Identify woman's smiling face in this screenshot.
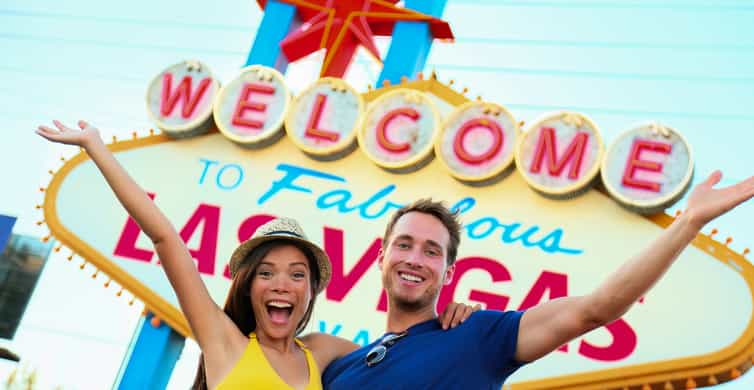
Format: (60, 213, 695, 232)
(250, 244, 313, 340)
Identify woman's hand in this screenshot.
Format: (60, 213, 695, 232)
(36, 120, 102, 149)
(439, 301, 482, 330)
(37, 118, 233, 355)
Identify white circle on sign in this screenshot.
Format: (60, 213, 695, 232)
(358, 89, 440, 172)
(515, 111, 604, 197)
(213, 65, 290, 147)
(436, 101, 519, 183)
(146, 60, 220, 138)
(285, 77, 363, 159)
(601, 123, 694, 214)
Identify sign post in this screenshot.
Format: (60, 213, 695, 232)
(115, 313, 186, 390)
(0, 215, 17, 253)
(245, 0, 298, 70)
(378, 0, 449, 85)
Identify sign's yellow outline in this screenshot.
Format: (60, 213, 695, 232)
(43, 77, 754, 389)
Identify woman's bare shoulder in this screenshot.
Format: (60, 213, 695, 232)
(301, 332, 360, 369)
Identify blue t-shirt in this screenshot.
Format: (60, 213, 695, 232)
(322, 310, 525, 390)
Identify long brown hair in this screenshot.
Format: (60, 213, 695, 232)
(191, 239, 321, 389)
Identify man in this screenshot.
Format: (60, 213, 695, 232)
(322, 171, 754, 389)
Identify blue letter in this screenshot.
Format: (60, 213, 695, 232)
(466, 217, 499, 239)
(352, 329, 371, 347)
(216, 164, 244, 190)
(540, 229, 583, 255)
(317, 190, 357, 213)
(258, 164, 345, 205)
(357, 185, 403, 219)
(198, 158, 219, 185)
(318, 320, 343, 336)
(450, 197, 475, 214)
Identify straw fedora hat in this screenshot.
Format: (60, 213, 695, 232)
(228, 217, 332, 293)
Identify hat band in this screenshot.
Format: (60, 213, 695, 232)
(264, 230, 304, 239)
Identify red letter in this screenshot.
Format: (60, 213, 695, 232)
(530, 127, 589, 179)
(453, 118, 504, 164)
(437, 256, 512, 313)
(324, 227, 382, 301)
(305, 94, 339, 142)
(222, 214, 278, 279)
(179, 203, 220, 275)
(376, 108, 420, 153)
(231, 83, 276, 129)
(578, 318, 637, 361)
(114, 192, 156, 262)
(160, 74, 212, 118)
(517, 270, 569, 352)
(237, 214, 277, 242)
(517, 271, 568, 311)
(622, 139, 672, 192)
(377, 291, 388, 312)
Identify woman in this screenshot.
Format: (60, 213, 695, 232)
(36, 120, 477, 390)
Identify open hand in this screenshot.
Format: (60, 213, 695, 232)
(439, 301, 482, 330)
(36, 120, 101, 148)
(685, 170, 754, 229)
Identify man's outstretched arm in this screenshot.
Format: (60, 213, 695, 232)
(514, 170, 754, 363)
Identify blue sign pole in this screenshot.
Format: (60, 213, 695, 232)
(0, 214, 17, 253)
(377, 0, 449, 86)
(245, 0, 299, 71)
(115, 312, 186, 389)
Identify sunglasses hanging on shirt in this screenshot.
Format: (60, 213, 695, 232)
(365, 331, 408, 367)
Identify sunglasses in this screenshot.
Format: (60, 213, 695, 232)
(365, 331, 408, 367)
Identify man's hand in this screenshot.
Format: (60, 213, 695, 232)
(514, 170, 754, 364)
(685, 171, 754, 230)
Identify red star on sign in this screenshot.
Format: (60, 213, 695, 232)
(256, 0, 454, 77)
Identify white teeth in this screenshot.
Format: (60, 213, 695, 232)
(267, 301, 292, 308)
(399, 272, 424, 283)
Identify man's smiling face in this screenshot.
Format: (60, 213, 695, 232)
(379, 211, 455, 312)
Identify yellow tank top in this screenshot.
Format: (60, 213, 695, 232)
(215, 333, 322, 390)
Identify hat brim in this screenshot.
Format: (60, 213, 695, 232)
(229, 234, 332, 294)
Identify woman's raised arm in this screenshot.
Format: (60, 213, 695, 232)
(36, 120, 238, 351)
